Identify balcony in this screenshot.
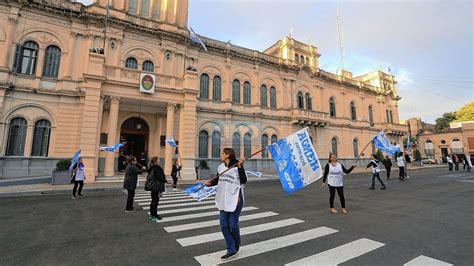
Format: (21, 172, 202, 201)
(385, 123, 408, 136)
(104, 65, 183, 88)
(290, 109, 330, 127)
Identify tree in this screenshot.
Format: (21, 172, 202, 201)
(434, 112, 456, 131)
(454, 101, 474, 122)
(413, 149, 422, 161)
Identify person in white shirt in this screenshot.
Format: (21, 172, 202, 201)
(366, 154, 386, 190)
(446, 155, 453, 171)
(71, 157, 85, 199)
(396, 152, 406, 181)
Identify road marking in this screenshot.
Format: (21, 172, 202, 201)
(177, 218, 304, 247)
(285, 238, 384, 266)
(160, 198, 214, 204)
(194, 227, 338, 265)
(142, 200, 216, 210)
(134, 195, 192, 200)
(404, 255, 453, 266)
(164, 211, 277, 232)
(156, 207, 258, 223)
(138, 198, 213, 206)
(159, 205, 217, 215)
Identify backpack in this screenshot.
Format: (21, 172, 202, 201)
(144, 167, 157, 191)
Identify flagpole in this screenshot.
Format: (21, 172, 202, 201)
(102, 0, 109, 63)
(355, 140, 372, 164)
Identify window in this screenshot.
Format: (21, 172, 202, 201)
(350, 102, 357, 120)
(329, 97, 336, 117)
(297, 92, 304, 109)
(368, 105, 374, 125)
(260, 85, 267, 108)
(300, 55, 305, 64)
(270, 86, 277, 109)
(389, 111, 393, 124)
(331, 137, 338, 157)
(128, 0, 137, 15)
(232, 133, 241, 158)
(199, 74, 209, 99)
(212, 76, 221, 101)
(261, 134, 269, 158)
(6, 118, 27, 156)
(271, 134, 278, 144)
(125, 57, 137, 69)
(31, 120, 51, 157)
(305, 93, 312, 110)
(243, 81, 251, 104)
(141, 0, 150, 17)
(211, 132, 221, 158)
(441, 140, 446, 144)
(142, 60, 154, 72)
(386, 110, 393, 123)
(295, 53, 299, 63)
(244, 133, 251, 158)
(353, 139, 358, 158)
(13, 41, 39, 75)
(232, 79, 240, 104)
(42, 45, 61, 78)
(198, 130, 208, 158)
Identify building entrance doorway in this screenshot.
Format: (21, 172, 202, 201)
(119, 117, 149, 171)
(441, 147, 448, 163)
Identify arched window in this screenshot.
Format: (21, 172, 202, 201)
(243, 81, 251, 104)
(128, 0, 137, 15)
(295, 53, 299, 63)
(141, 0, 150, 17)
(271, 134, 278, 144)
(212, 76, 222, 101)
(261, 134, 269, 158)
(350, 101, 357, 120)
(31, 120, 51, 157)
(329, 97, 336, 117)
(232, 79, 240, 104)
(6, 117, 27, 156)
(389, 110, 393, 124)
(13, 41, 39, 75)
(199, 74, 209, 99)
(305, 93, 312, 110)
(368, 105, 374, 125)
(331, 137, 338, 157)
(198, 130, 208, 158)
(300, 55, 305, 64)
(232, 132, 241, 158)
(297, 92, 304, 109)
(42, 45, 61, 78)
(142, 60, 154, 72)
(270, 86, 277, 109)
(260, 85, 267, 108)
(211, 131, 221, 158)
(353, 139, 358, 158)
(306, 57, 310, 65)
(244, 133, 252, 157)
(125, 57, 138, 69)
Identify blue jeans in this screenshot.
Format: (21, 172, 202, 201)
(219, 194, 243, 254)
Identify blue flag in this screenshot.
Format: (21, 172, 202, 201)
(372, 131, 401, 156)
(268, 128, 323, 194)
(68, 149, 81, 171)
(98, 143, 123, 152)
(406, 132, 411, 152)
(184, 183, 217, 201)
(189, 27, 208, 52)
(166, 136, 177, 147)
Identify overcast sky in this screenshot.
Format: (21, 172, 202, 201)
(78, 0, 473, 123)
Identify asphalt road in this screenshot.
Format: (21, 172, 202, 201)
(1, 167, 473, 265)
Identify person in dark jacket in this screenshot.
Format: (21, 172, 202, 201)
(146, 156, 168, 220)
(367, 154, 386, 190)
(123, 156, 145, 212)
(382, 155, 393, 180)
(171, 160, 182, 191)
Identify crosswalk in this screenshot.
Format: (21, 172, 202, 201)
(129, 190, 453, 265)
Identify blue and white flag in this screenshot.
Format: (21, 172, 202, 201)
(268, 128, 323, 194)
(98, 143, 123, 152)
(184, 183, 217, 201)
(372, 131, 401, 156)
(68, 149, 81, 171)
(189, 27, 208, 52)
(406, 132, 411, 152)
(246, 171, 262, 178)
(166, 136, 177, 148)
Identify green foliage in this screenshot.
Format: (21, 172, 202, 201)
(454, 102, 474, 122)
(56, 160, 71, 171)
(199, 160, 208, 168)
(435, 112, 456, 131)
(375, 149, 385, 161)
(413, 150, 422, 161)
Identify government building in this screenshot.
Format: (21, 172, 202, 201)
(0, 0, 407, 181)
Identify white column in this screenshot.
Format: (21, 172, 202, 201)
(104, 96, 120, 176)
(164, 103, 176, 176)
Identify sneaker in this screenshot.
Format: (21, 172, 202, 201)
(125, 209, 135, 213)
(153, 215, 162, 220)
(330, 208, 338, 214)
(173, 188, 178, 191)
(221, 252, 237, 260)
(341, 208, 348, 214)
(72, 196, 77, 199)
(78, 194, 84, 197)
(381, 187, 386, 190)
(369, 187, 375, 190)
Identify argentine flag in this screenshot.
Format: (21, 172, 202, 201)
(68, 149, 81, 171)
(189, 27, 208, 52)
(184, 183, 217, 201)
(166, 136, 177, 147)
(98, 143, 123, 152)
(372, 131, 401, 156)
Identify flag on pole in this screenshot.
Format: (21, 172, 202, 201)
(268, 128, 323, 194)
(246, 171, 262, 178)
(189, 27, 208, 52)
(68, 149, 81, 171)
(106, 0, 110, 18)
(166, 136, 177, 147)
(183, 183, 217, 201)
(406, 132, 411, 152)
(372, 131, 401, 156)
(98, 143, 123, 152)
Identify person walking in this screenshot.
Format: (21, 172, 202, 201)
(321, 153, 356, 214)
(382, 155, 392, 180)
(463, 154, 472, 172)
(453, 154, 460, 171)
(123, 156, 145, 212)
(205, 148, 247, 260)
(171, 160, 182, 191)
(71, 157, 85, 199)
(396, 152, 406, 181)
(145, 156, 167, 220)
(367, 154, 386, 190)
(447, 155, 453, 171)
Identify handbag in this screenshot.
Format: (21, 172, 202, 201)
(144, 168, 157, 191)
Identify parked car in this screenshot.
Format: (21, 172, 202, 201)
(421, 158, 437, 164)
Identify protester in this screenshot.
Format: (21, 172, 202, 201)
(463, 154, 472, 172)
(396, 152, 406, 181)
(139, 151, 148, 168)
(171, 160, 182, 191)
(382, 155, 392, 180)
(205, 148, 247, 260)
(71, 157, 85, 199)
(453, 154, 459, 171)
(367, 154, 386, 190)
(123, 156, 145, 212)
(447, 155, 453, 171)
(321, 153, 356, 214)
(145, 156, 167, 220)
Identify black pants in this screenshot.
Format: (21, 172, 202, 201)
(455, 163, 459, 171)
(399, 167, 405, 179)
(371, 172, 386, 188)
(385, 167, 391, 179)
(172, 176, 178, 188)
(150, 191, 160, 217)
(328, 185, 345, 208)
(448, 163, 453, 171)
(126, 189, 135, 211)
(72, 181, 84, 196)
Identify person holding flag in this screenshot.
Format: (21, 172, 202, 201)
(396, 152, 407, 181)
(71, 157, 86, 199)
(367, 154, 386, 190)
(123, 156, 146, 212)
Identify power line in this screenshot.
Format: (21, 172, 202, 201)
(397, 77, 469, 104)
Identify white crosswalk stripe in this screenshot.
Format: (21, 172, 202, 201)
(177, 218, 304, 247)
(159, 204, 217, 215)
(156, 206, 258, 223)
(285, 238, 385, 266)
(134, 195, 193, 201)
(142, 200, 216, 210)
(137, 198, 213, 206)
(403, 255, 453, 266)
